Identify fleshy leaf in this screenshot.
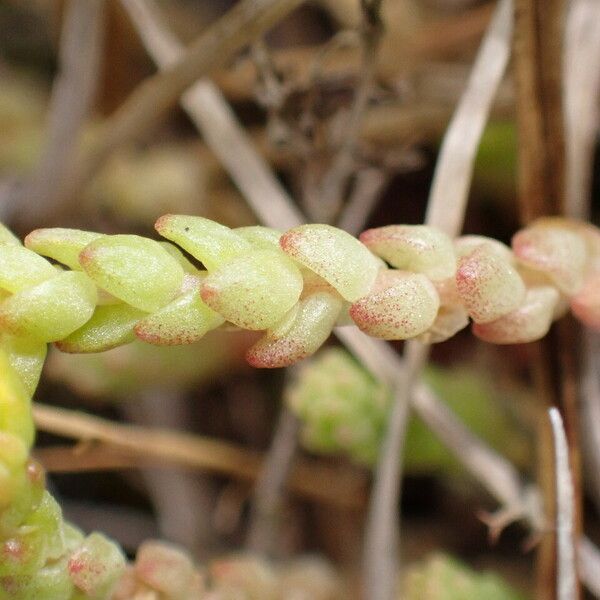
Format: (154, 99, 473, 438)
(24, 228, 104, 271)
(417, 305, 469, 344)
(456, 244, 526, 323)
(280, 224, 381, 302)
(512, 220, 587, 295)
(454, 235, 515, 263)
(135, 276, 225, 345)
(570, 273, 600, 330)
(56, 304, 147, 353)
(235, 225, 282, 250)
(247, 291, 342, 367)
(0, 223, 21, 245)
(360, 224, 456, 280)
(155, 214, 251, 271)
(134, 541, 196, 598)
(1, 334, 47, 396)
(201, 249, 303, 330)
(79, 234, 184, 312)
(0, 271, 97, 342)
(68, 533, 125, 597)
(0, 244, 57, 293)
(158, 241, 199, 274)
(473, 286, 559, 344)
(0, 348, 34, 448)
(349, 271, 440, 339)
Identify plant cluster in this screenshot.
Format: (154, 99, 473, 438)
(1, 214, 599, 598)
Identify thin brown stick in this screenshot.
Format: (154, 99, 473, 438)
(246, 405, 301, 555)
(513, 1, 580, 596)
(32, 403, 366, 509)
(362, 341, 429, 600)
(12, 0, 104, 227)
(564, 0, 600, 218)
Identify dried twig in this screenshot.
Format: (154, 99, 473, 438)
(425, 0, 513, 235)
(336, 167, 388, 235)
(32, 403, 366, 509)
(549, 408, 578, 599)
(513, 1, 581, 596)
(10, 0, 104, 227)
(246, 405, 301, 556)
(309, 0, 384, 222)
(564, 0, 600, 219)
(580, 331, 600, 512)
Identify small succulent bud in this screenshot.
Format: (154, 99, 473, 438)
(134, 540, 198, 598)
(349, 271, 440, 340)
(247, 291, 342, 368)
(456, 244, 526, 323)
(360, 224, 456, 281)
(0, 244, 57, 293)
(67, 533, 126, 597)
(472, 286, 560, 344)
(56, 303, 147, 353)
(24, 228, 104, 271)
(512, 220, 587, 295)
(79, 235, 184, 312)
(200, 249, 303, 330)
(0, 271, 97, 342)
(155, 214, 251, 271)
(280, 224, 382, 302)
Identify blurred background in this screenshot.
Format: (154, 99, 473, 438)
(0, 0, 599, 597)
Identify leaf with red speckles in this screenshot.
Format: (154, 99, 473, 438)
(472, 286, 559, 344)
(68, 533, 125, 597)
(135, 276, 224, 345)
(456, 244, 525, 324)
(155, 214, 251, 271)
(512, 220, 587, 295)
(280, 224, 382, 302)
(360, 225, 456, 281)
(24, 228, 104, 271)
(571, 274, 600, 330)
(200, 249, 303, 330)
(134, 541, 197, 598)
(247, 291, 342, 367)
(349, 271, 439, 340)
